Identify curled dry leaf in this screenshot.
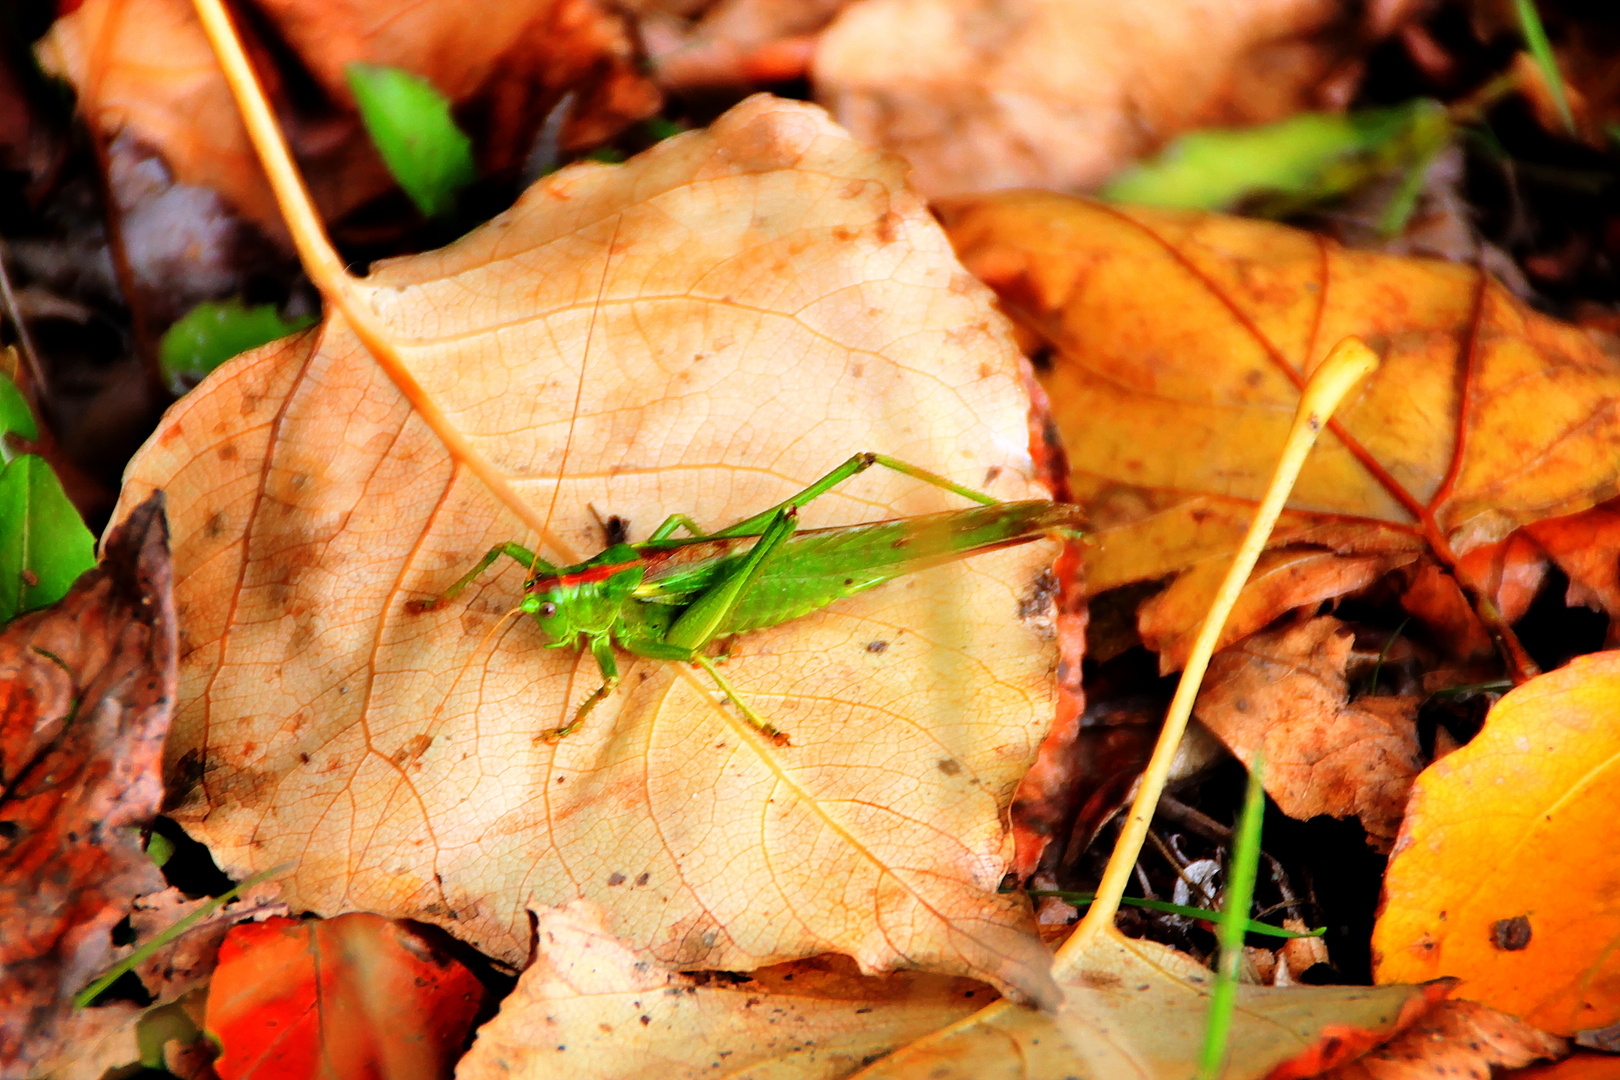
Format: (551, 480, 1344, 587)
(1374, 651, 1620, 1034)
(1139, 548, 1416, 674)
(37, 0, 658, 236)
(455, 902, 993, 1080)
(813, 0, 1381, 199)
(114, 97, 1063, 1000)
(206, 913, 486, 1080)
(119, 882, 288, 1001)
(849, 931, 1427, 1080)
(0, 495, 176, 1079)
(941, 193, 1620, 671)
(1195, 616, 1422, 848)
(1314, 1000, 1564, 1080)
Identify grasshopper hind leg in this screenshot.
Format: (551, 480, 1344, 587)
(694, 654, 789, 746)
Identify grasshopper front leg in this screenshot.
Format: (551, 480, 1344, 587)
(538, 634, 620, 742)
(410, 542, 558, 613)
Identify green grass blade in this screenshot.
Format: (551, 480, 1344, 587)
(346, 62, 476, 218)
(75, 864, 288, 1008)
(1514, 0, 1574, 133)
(1024, 889, 1321, 940)
(1198, 750, 1268, 1080)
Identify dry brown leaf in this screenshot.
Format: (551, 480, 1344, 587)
(1317, 1000, 1565, 1080)
(0, 495, 176, 1078)
(119, 883, 287, 1002)
(456, 905, 1433, 1080)
(1140, 548, 1416, 673)
(641, 0, 848, 91)
(113, 96, 1062, 1000)
(1195, 616, 1421, 847)
(38, 0, 658, 236)
(941, 193, 1620, 672)
(24, 1005, 146, 1080)
(812, 0, 1380, 199)
(456, 902, 993, 1080)
(852, 930, 1428, 1080)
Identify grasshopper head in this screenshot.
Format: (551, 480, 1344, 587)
(520, 584, 577, 645)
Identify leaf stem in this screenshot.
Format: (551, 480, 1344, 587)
(1062, 337, 1379, 958)
(186, 0, 575, 562)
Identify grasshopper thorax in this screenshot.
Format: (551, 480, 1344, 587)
(520, 543, 645, 645)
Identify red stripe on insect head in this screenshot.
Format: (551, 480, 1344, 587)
(532, 558, 643, 591)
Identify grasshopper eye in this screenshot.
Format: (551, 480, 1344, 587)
(539, 601, 558, 618)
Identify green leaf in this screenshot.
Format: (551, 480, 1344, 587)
(1102, 101, 1450, 223)
(146, 831, 176, 868)
(0, 454, 96, 623)
(0, 369, 37, 463)
(159, 299, 315, 392)
(346, 62, 477, 218)
(1514, 0, 1574, 134)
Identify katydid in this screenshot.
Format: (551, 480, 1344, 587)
(416, 452, 1083, 742)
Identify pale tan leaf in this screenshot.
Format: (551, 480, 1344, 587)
(456, 903, 992, 1080)
(114, 96, 1061, 999)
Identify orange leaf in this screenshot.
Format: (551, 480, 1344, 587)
(1373, 651, 1620, 1034)
(205, 913, 486, 1080)
(941, 193, 1620, 674)
(0, 496, 174, 1075)
(1195, 616, 1422, 847)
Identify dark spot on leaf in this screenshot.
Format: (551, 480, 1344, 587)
(866, 640, 888, 653)
(607, 872, 625, 886)
(1493, 915, 1532, 950)
(635, 872, 649, 886)
(937, 758, 962, 776)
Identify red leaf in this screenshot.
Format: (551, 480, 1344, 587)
(206, 913, 487, 1080)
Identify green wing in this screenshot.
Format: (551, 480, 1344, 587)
(635, 500, 1081, 636)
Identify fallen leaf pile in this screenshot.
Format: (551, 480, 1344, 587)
(14, 0, 1620, 1074)
(0, 495, 175, 1077)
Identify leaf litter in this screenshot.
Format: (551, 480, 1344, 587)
(0, 495, 174, 1078)
(16, 0, 1620, 1074)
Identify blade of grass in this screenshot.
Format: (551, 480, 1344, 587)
(1025, 888, 1321, 940)
(1514, 0, 1574, 134)
(75, 864, 289, 1008)
(1198, 751, 1268, 1080)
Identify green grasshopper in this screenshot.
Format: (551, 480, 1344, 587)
(417, 452, 1083, 742)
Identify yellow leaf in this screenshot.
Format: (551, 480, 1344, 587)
(1373, 650, 1620, 1034)
(940, 192, 1620, 672)
(113, 97, 1060, 1000)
